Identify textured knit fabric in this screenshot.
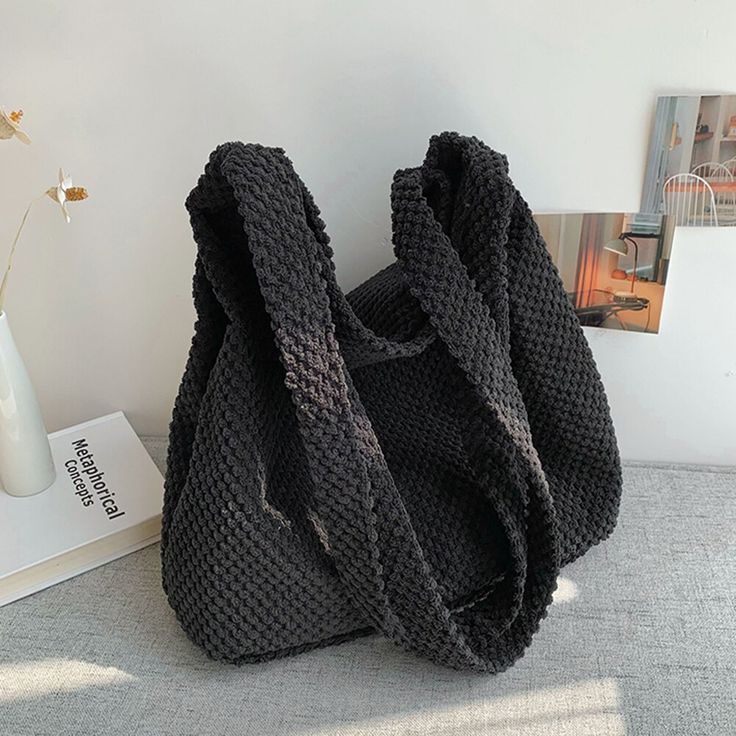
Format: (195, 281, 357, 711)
(162, 132, 622, 673)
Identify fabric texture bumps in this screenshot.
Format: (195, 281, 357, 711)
(162, 132, 622, 673)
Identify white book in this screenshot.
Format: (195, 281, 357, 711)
(0, 411, 164, 607)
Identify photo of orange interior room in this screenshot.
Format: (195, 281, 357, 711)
(534, 212, 672, 334)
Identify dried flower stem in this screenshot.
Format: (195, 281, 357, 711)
(0, 194, 44, 314)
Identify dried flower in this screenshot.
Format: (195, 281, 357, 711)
(0, 168, 90, 311)
(46, 169, 89, 223)
(0, 108, 31, 145)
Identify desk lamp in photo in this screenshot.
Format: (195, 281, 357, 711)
(604, 234, 639, 301)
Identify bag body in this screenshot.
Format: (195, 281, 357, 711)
(162, 133, 622, 673)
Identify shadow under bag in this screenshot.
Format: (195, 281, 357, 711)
(162, 132, 622, 673)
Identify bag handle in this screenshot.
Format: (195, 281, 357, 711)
(384, 143, 562, 669)
(192, 144, 403, 638)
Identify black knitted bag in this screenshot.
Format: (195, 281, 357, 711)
(162, 132, 622, 673)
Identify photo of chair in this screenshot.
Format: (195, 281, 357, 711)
(691, 162, 736, 222)
(723, 157, 736, 175)
(663, 173, 719, 226)
(642, 95, 736, 225)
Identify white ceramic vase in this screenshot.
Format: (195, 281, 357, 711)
(0, 312, 56, 496)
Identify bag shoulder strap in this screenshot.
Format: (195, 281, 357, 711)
(189, 143, 404, 635)
(387, 139, 561, 671)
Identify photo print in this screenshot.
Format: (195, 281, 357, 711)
(642, 93, 736, 226)
(534, 211, 674, 334)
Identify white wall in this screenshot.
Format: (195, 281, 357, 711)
(586, 228, 736, 465)
(1, 1, 735, 463)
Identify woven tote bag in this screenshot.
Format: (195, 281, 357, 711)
(162, 132, 622, 673)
